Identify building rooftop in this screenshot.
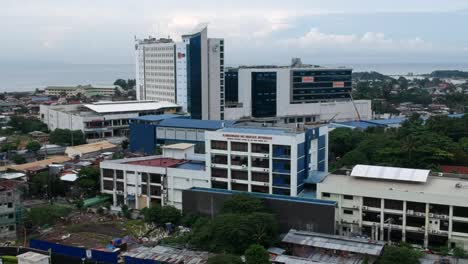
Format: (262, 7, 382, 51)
(0, 172, 26, 180)
(7, 155, 71, 172)
(320, 170, 468, 206)
(220, 126, 300, 136)
(0, 179, 24, 191)
(66, 141, 117, 155)
(175, 161, 205, 170)
(124, 245, 212, 264)
(60, 173, 78, 182)
(190, 187, 336, 206)
(158, 118, 236, 130)
(126, 158, 185, 168)
(282, 229, 385, 256)
(83, 101, 180, 114)
(351, 164, 430, 183)
(131, 114, 184, 123)
(162, 143, 195, 150)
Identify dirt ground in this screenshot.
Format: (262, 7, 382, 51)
(35, 212, 139, 249)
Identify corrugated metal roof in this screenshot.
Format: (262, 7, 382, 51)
(282, 230, 385, 256)
(84, 101, 180, 113)
(158, 118, 235, 130)
(220, 126, 297, 135)
(351, 164, 430, 183)
(131, 114, 185, 122)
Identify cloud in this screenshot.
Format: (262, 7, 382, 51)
(279, 28, 433, 53)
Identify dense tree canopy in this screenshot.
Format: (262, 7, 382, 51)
(142, 205, 182, 226)
(183, 194, 279, 254)
(329, 114, 468, 170)
(379, 244, 422, 264)
(8, 116, 48, 134)
(207, 254, 242, 264)
(244, 244, 270, 264)
(26, 140, 41, 152)
(49, 129, 86, 146)
(77, 166, 101, 197)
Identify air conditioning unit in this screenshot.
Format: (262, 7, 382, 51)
(429, 213, 434, 218)
(263, 154, 268, 157)
(362, 206, 368, 210)
(242, 165, 247, 169)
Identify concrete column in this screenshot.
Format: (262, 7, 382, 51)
(227, 141, 231, 191)
(358, 197, 363, 230)
(338, 195, 343, 235)
(135, 172, 139, 209)
(123, 171, 127, 205)
(402, 201, 407, 242)
(424, 203, 429, 248)
(269, 143, 273, 194)
(112, 169, 117, 207)
(380, 199, 385, 240)
(449, 205, 453, 240)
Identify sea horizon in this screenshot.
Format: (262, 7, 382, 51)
(1, 62, 468, 92)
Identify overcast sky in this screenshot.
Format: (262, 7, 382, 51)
(2, 0, 468, 65)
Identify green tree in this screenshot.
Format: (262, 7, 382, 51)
(26, 205, 72, 226)
(142, 205, 182, 225)
(207, 254, 242, 264)
(245, 244, 270, 264)
(26, 141, 41, 152)
(77, 166, 101, 197)
(453, 246, 466, 263)
(379, 245, 422, 264)
(75, 199, 85, 213)
(49, 129, 85, 146)
(121, 140, 129, 150)
(11, 154, 26, 164)
(221, 194, 267, 214)
(121, 204, 131, 218)
(30, 171, 65, 198)
(114, 79, 127, 90)
(8, 116, 48, 134)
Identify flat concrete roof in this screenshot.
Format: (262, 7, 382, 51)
(126, 158, 184, 168)
(161, 143, 194, 150)
(84, 101, 179, 114)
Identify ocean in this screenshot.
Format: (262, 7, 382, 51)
(1, 62, 468, 92)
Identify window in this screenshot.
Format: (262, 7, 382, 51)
(116, 170, 124, 179)
(252, 172, 269, 182)
(212, 181, 228, 190)
(7, 203, 12, 208)
(150, 186, 161, 196)
(252, 143, 269, 153)
(103, 180, 114, 191)
(344, 195, 353, 200)
(322, 192, 330, 198)
(103, 169, 114, 178)
(343, 209, 353, 215)
(231, 142, 247, 152)
(150, 174, 161, 184)
(211, 140, 227, 150)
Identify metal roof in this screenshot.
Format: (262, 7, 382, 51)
(351, 164, 430, 183)
(131, 114, 185, 122)
(220, 127, 298, 136)
(158, 118, 235, 130)
(60, 173, 78, 182)
(84, 101, 180, 113)
(282, 229, 385, 256)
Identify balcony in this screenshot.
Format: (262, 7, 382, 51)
(251, 157, 269, 168)
(211, 155, 228, 165)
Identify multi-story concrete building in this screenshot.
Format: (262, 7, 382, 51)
(44, 85, 118, 98)
(224, 62, 372, 123)
(205, 124, 328, 196)
(129, 114, 235, 154)
(0, 180, 23, 240)
(100, 143, 209, 210)
(317, 164, 468, 249)
(135, 25, 224, 119)
(135, 38, 176, 102)
(39, 101, 180, 140)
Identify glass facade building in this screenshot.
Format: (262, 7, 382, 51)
(251, 72, 277, 118)
(291, 69, 352, 103)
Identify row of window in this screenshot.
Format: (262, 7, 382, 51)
(211, 140, 270, 153)
(211, 180, 290, 195)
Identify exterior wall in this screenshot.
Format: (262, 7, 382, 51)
(228, 67, 372, 122)
(317, 177, 468, 249)
(207, 38, 224, 120)
(0, 188, 20, 240)
(100, 159, 208, 210)
(175, 43, 188, 112)
(182, 188, 336, 233)
(205, 130, 304, 196)
(135, 40, 176, 102)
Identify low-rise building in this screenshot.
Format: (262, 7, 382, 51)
(317, 164, 468, 249)
(65, 140, 118, 159)
(44, 85, 119, 98)
(100, 143, 209, 209)
(40, 101, 180, 140)
(0, 180, 24, 240)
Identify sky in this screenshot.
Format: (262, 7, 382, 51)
(2, 0, 468, 65)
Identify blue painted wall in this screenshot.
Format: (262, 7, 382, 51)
(129, 123, 156, 154)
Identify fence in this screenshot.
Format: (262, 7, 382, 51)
(29, 239, 118, 264)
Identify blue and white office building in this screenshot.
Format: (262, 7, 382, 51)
(205, 124, 328, 197)
(129, 115, 235, 154)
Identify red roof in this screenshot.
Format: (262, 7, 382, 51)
(440, 165, 468, 174)
(0, 179, 24, 191)
(126, 158, 184, 168)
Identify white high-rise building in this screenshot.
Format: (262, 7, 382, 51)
(135, 25, 225, 119)
(135, 38, 176, 102)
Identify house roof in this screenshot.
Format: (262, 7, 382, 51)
(282, 229, 385, 256)
(8, 156, 70, 172)
(65, 141, 116, 155)
(351, 164, 430, 183)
